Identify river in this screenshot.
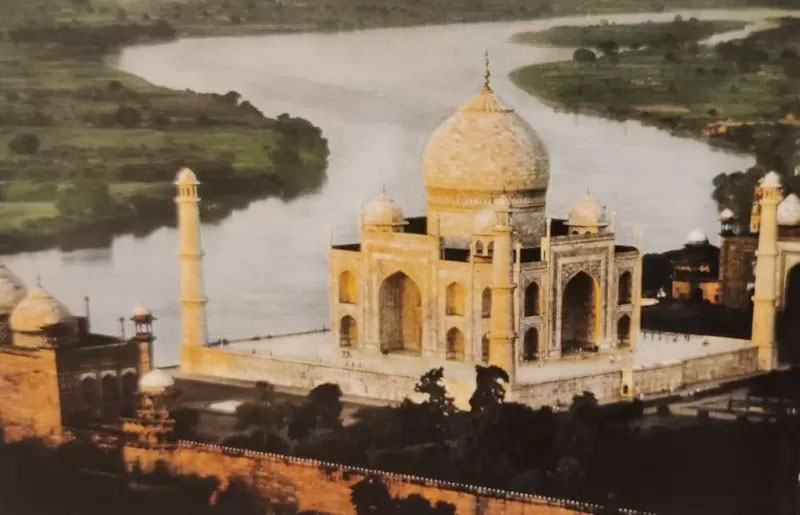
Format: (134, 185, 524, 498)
(3, 9, 788, 366)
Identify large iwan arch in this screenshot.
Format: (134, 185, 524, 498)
(561, 272, 601, 355)
(379, 271, 422, 354)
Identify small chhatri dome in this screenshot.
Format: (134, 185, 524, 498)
(363, 193, 404, 227)
(132, 303, 152, 320)
(719, 208, 735, 222)
(686, 228, 709, 246)
(473, 209, 496, 235)
(568, 194, 606, 229)
(9, 286, 72, 333)
(175, 167, 199, 185)
(0, 265, 27, 315)
(778, 193, 800, 226)
(139, 369, 175, 393)
(422, 61, 549, 195)
(762, 171, 782, 189)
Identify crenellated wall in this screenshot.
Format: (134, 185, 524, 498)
(123, 440, 641, 515)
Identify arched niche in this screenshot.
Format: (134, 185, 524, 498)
(339, 270, 357, 304)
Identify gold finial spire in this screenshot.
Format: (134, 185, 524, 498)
(483, 49, 491, 91)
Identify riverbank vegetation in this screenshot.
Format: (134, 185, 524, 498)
(512, 16, 800, 223)
(512, 18, 746, 48)
(0, 0, 329, 253)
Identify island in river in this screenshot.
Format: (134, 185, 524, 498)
(0, 0, 793, 253)
(511, 16, 800, 223)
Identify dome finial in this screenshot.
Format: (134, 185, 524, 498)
(483, 49, 491, 91)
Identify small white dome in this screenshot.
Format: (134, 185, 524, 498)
(175, 167, 199, 185)
(762, 171, 782, 189)
(473, 209, 496, 235)
(778, 194, 800, 226)
(0, 265, 26, 315)
(719, 208, 735, 222)
(139, 369, 175, 392)
(686, 228, 709, 246)
(9, 287, 72, 333)
(363, 193, 404, 227)
(568, 194, 606, 228)
(132, 303, 152, 319)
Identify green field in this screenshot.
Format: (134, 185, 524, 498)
(512, 17, 800, 223)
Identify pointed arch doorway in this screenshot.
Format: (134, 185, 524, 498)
(561, 271, 601, 355)
(379, 271, 422, 355)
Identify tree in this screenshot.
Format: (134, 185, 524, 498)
(468, 365, 509, 412)
(233, 381, 290, 451)
(289, 383, 343, 440)
(236, 381, 286, 430)
(222, 90, 242, 105)
(55, 180, 114, 220)
(350, 476, 392, 514)
(8, 133, 40, 155)
(115, 105, 142, 128)
(415, 368, 455, 416)
(554, 391, 600, 496)
(597, 39, 618, 56)
(573, 47, 596, 63)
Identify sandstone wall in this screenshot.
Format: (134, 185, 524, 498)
(184, 340, 758, 408)
(0, 347, 62, 443)
(123, 441, 611, 515)
(512, 371, 621, 407)
(634, 347, 757, 396)
(183, 345, 437, 403)
(681, 347, 758, 384)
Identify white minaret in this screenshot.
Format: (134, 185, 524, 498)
(489, 194, 516, 381)
(175, 168, 208, 368)
(751, 171, 782, 371)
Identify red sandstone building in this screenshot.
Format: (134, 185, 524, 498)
(0, 265, 154, 443)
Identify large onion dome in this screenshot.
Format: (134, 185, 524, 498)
(422, 86, 549, 194)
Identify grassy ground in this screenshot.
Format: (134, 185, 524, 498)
(512, 16, 800, 223)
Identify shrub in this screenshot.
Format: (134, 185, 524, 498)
(115, 106, 142, 128)
(55, 180, 114, 220)
(573, 47, 596, 63)
(8, 133, 40, 155)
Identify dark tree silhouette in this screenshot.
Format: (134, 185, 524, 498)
(415, 367, 455, 416)
(469, 365, 509, 412)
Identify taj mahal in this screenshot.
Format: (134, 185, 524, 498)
(174, 63, 764, 407)
(0, 62, 776, 414)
